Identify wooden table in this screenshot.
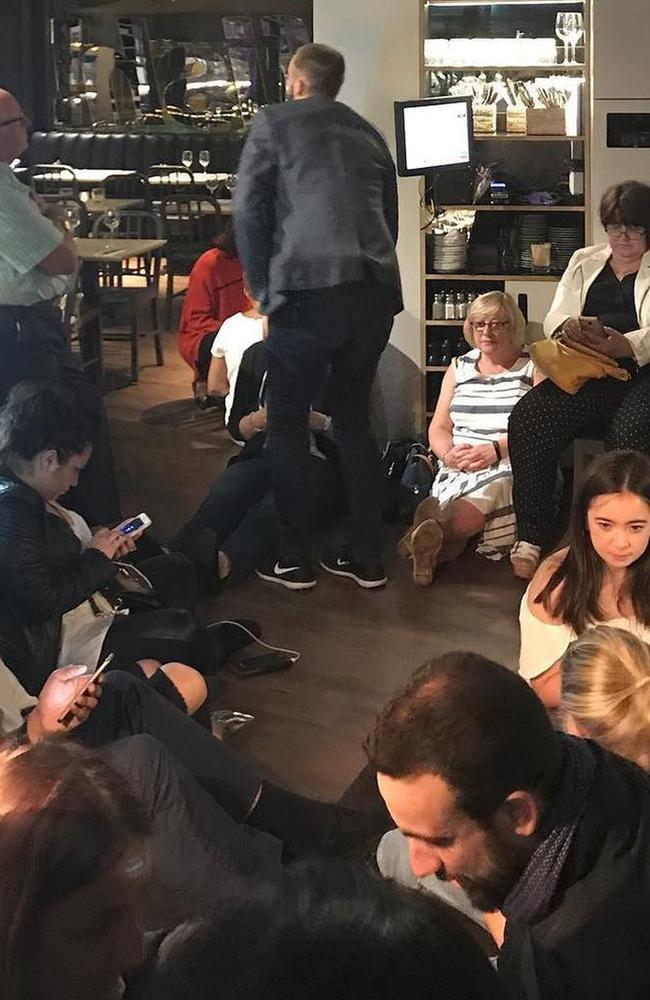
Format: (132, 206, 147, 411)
(75, 237, 167, 384)
(83, 197, 145, 216)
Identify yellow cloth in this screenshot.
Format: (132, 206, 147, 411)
(530, 339, 630, 395)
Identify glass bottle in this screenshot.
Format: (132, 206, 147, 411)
(444, 292, 456, 320)
(440, 335, 454, 366)
(455, 292, 467, 319)
(432, 293, 444, 320)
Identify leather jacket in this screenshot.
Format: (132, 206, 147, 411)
(0, 470, 117, 694)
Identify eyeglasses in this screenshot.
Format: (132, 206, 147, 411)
(470, 319, 509, 332)
(0, 115, 27, 129)
(606, 223, 646, 238)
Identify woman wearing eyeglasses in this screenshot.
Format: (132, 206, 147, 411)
(399, 291, 538, 586)
(508, 181, 650, 581)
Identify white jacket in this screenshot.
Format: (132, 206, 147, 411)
(543, 243, 650, 368)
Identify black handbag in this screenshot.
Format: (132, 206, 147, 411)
(399, 444, 436, 521)
(105, 563, 163, 612)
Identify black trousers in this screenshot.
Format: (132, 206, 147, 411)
(509, 367, 650, 549)
(196, 330, 218, 382)
(173, 451, 343, 584)
(266, 282, 394, 565)
(77, 673, 281, 923)
(0, 302, 121, 524)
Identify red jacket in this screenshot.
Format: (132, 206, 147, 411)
(177, 249, 250, 375)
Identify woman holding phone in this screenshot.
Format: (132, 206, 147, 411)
(0, 384, 250, 705)
(508, 181, 650, 580)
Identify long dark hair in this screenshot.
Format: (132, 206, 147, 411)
(536, 450, 650, 633)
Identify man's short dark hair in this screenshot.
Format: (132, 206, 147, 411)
(366, 652, 562, 822)
(292, 43, 345, 99)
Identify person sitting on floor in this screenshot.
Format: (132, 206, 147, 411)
(132, 858, 504, 1000)
(171, 340, 343, 590)
(0, 669, 391, 1000)
(561, 625, 650, 772)
(0, 383, 255, 699)
(520, 449, 650, 709)
(177, 223, 250, 410)
(369, 649, 650, 1000)
(206, 285, 266, 433)
(399, 292, 538, 586)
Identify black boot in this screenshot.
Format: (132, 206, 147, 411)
(247, 780, 393, 861)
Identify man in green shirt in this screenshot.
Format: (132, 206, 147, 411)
(0, 89, 120, 522)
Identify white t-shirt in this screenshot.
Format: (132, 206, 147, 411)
(211, 313, 265, 421)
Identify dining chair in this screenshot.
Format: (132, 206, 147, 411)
(91, 210, 165, 382)
(158, 194, 224, 329)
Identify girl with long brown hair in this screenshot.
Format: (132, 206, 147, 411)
(519, 449, 650, 708)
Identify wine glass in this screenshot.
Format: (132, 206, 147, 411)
(206, 175, 219, 199)
(199, 149, 210, 173)
(555, 13, 571, 66)
(181, 149, 194, 172)
(102, 208, 120, 250)
(564, 13, 584, 65)
(63, 203, 81, 235)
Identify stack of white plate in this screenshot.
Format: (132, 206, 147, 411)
(432, 230, 468, 273)
(548, 224, 583, 273)
(518, 214, 548, 272)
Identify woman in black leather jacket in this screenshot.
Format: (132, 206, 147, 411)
(0, 384, 250, 699)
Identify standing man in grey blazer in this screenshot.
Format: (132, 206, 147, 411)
(234, 43, 402, 591)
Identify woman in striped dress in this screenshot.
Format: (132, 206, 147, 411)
(400, 292, 539, 585)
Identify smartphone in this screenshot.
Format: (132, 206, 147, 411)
(57, 653, 114, 726)
(230, 652, 294, 678)
(117, 513, 152, 537)
(579, 316, 606, 337)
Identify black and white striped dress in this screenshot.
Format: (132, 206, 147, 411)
(431, 349, 535, 559)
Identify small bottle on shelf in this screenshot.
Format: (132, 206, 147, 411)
(432, 293, 444, 320)
(440, 335, 455, 367)
(427, 340, 443, 366)
(444, 292, 456, 320)
(455, 292, 467, 320)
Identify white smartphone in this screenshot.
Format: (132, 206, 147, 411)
(56, 653, 114, 726)
(117, 512, 152, 537)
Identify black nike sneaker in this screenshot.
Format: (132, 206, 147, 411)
(256, 557, 317, 591)
(320, 549, 387, 589)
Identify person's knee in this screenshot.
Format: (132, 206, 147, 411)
(161, 663, 208, 715)
(445, 501, 484, 539)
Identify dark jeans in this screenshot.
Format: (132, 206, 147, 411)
(196, 331, 218, 383)
(266, 282, 394, 565)
(0, 302, 121, 524)
(509, 367, 650, 549)
(78, 671, 263, 822)
(173, 451, 343, 583)
(78, 673, 281, 922)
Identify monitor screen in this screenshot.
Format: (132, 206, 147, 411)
(394, 97, 473, 177)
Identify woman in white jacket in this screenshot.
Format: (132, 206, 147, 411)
(509, 181, 650, 580)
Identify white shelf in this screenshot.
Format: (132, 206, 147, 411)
(426, 64, 585, 73)
(435, 204, 585, 212)
(473, 134, 585, 142)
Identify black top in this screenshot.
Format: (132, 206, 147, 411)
(582, 262, 639, 333)
(499, 741, 650, 999)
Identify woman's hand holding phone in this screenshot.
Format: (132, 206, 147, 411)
(26, 664, 105, 742)
(88, 527, 136, 560)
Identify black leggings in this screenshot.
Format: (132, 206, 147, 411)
(196, 331, 218, 382)
(509, 367, 650, 549)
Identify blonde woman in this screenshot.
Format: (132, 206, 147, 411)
(400, 292, 539, 585)
(561, 625, 650, 772)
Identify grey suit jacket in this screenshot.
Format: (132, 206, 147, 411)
(234, 96, 402, 315)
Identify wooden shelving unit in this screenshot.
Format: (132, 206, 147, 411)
(421, 0, 591, 423)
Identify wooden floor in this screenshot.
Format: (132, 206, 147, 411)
(105, 324, 525, 800)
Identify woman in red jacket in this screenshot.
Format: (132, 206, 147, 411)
(177, 223, 250, 408)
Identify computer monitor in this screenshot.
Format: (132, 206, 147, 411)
(394, 96, 473, 177)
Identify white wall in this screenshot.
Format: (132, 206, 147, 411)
(313, 0, 423, 437)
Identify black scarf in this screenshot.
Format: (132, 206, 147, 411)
(502, 734, 597, 927)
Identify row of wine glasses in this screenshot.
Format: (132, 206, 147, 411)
(181, 149, 211, 171)
(555, 12, 584, 66)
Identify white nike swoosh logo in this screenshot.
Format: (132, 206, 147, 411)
(274, 562, 300, 575)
